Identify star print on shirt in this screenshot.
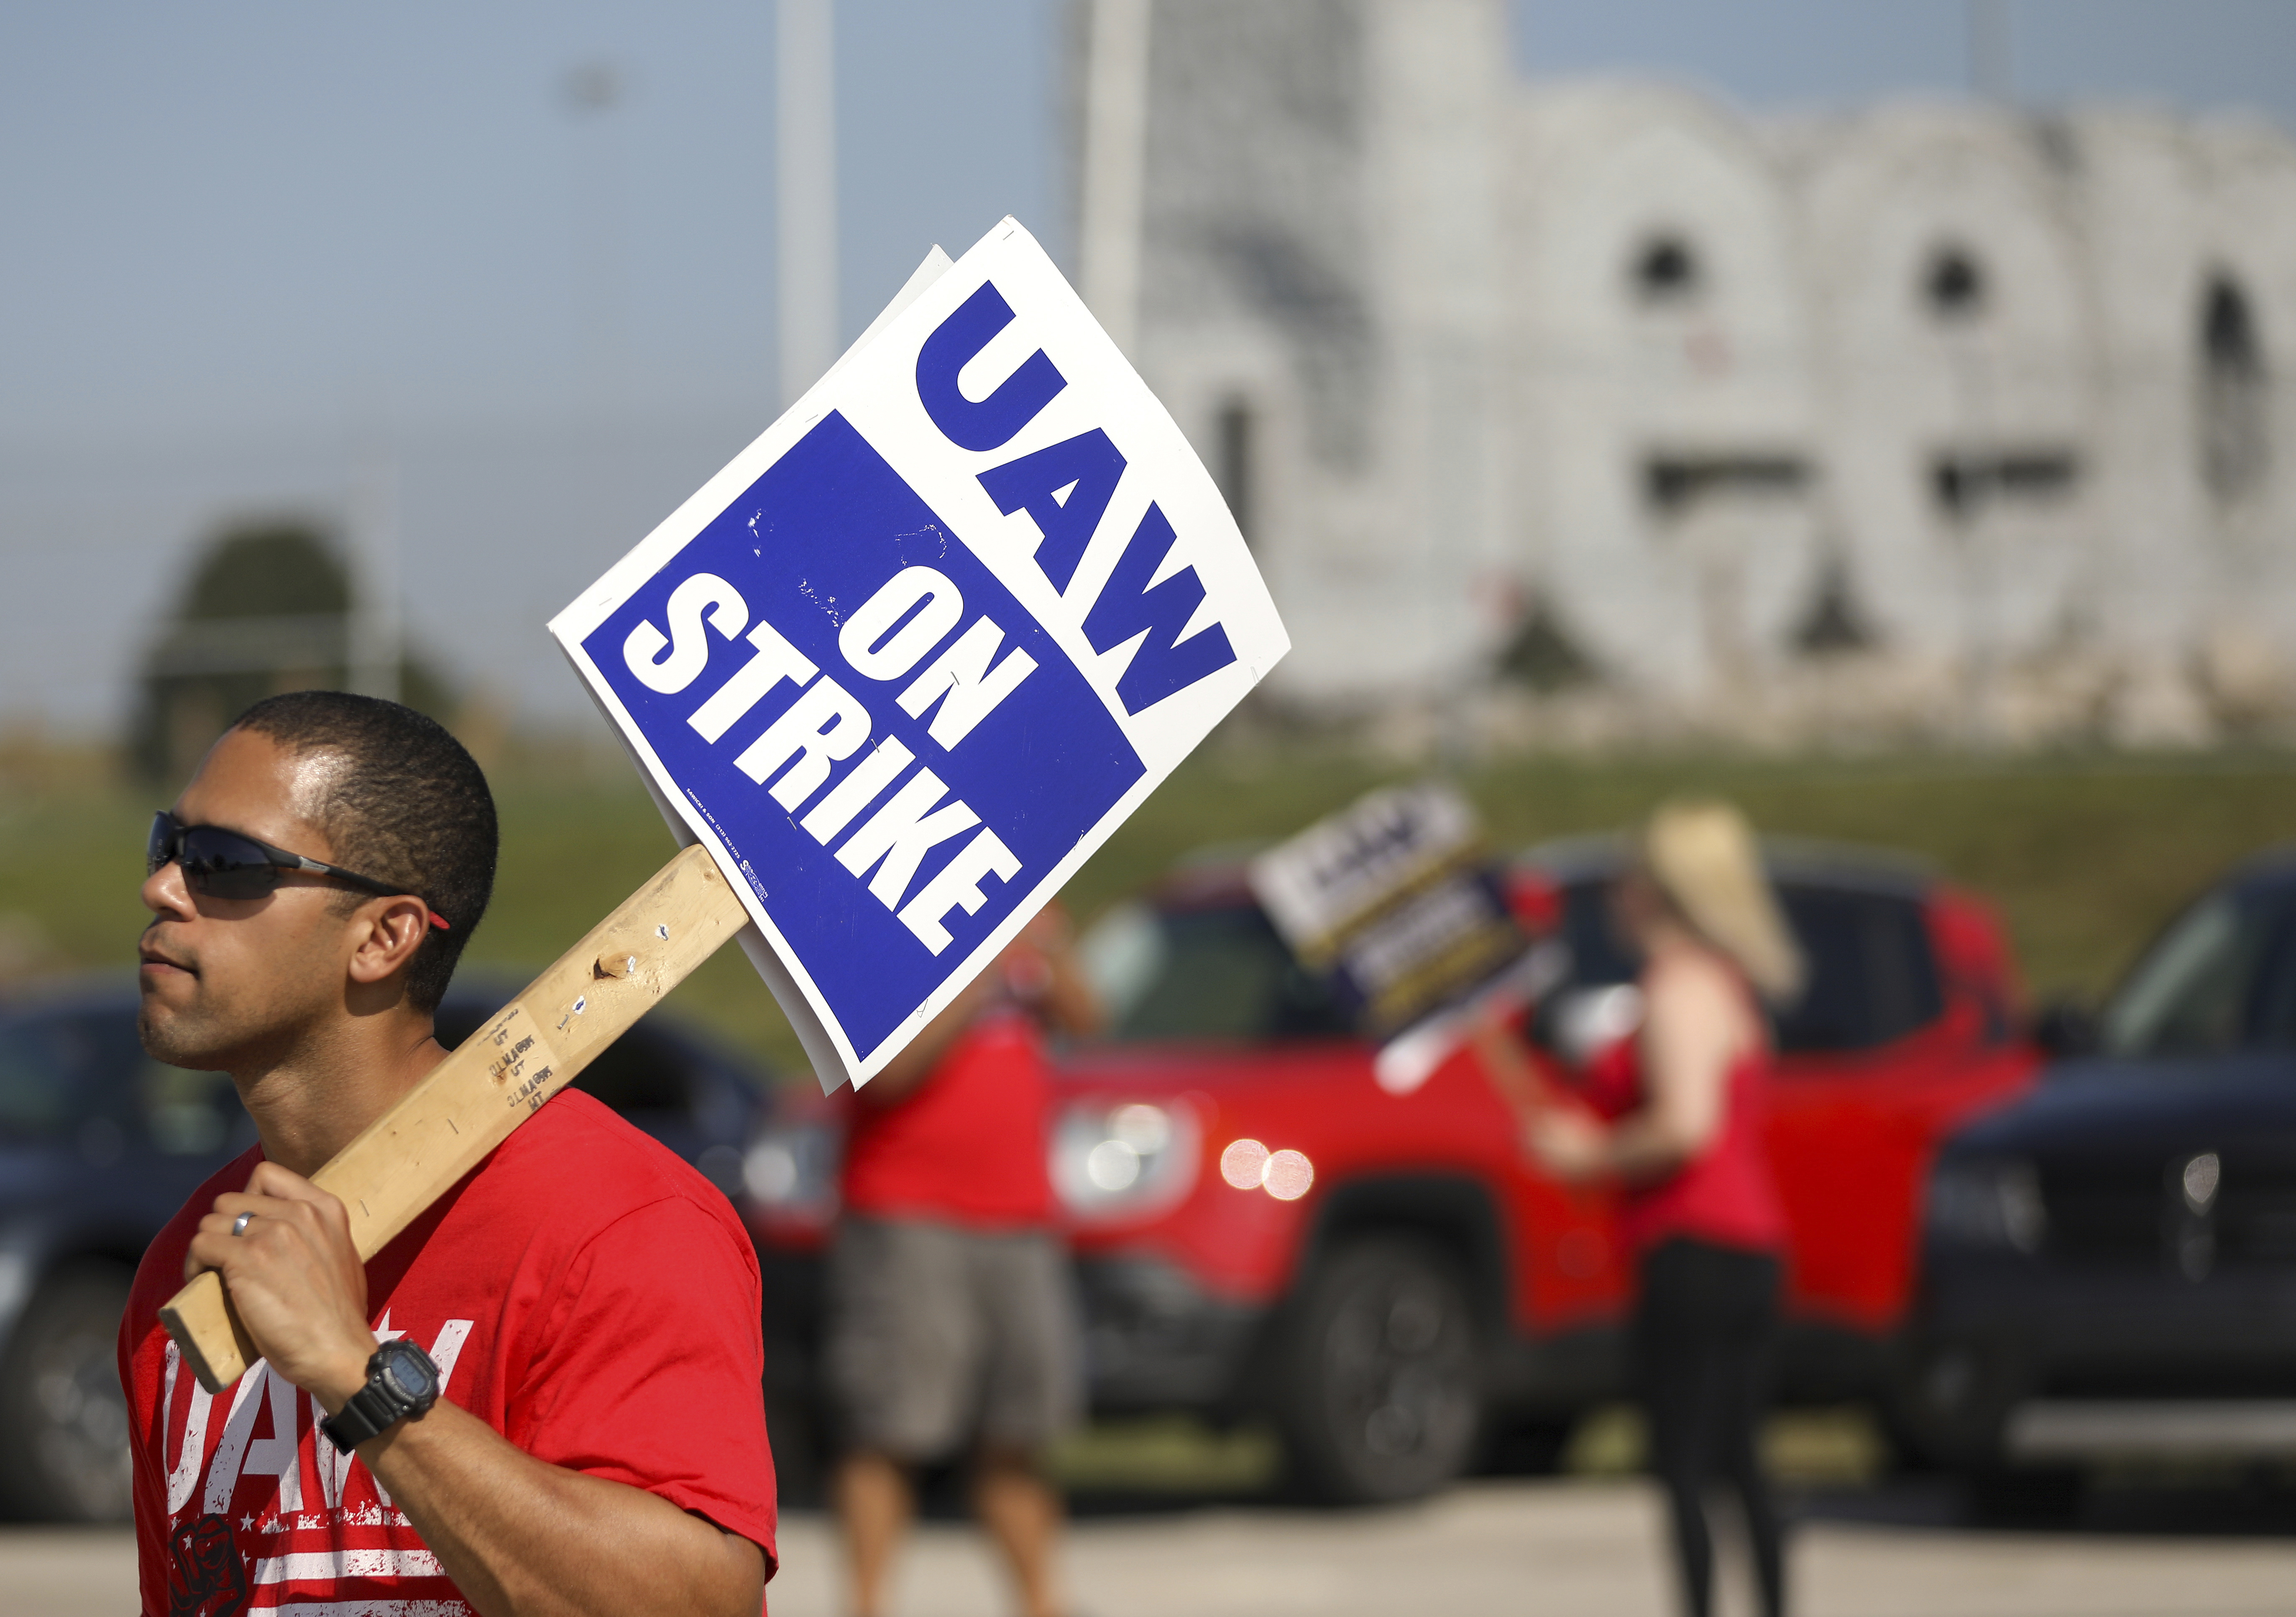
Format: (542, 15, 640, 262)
(239, 1515, 254, 1531)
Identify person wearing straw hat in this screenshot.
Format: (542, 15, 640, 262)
(1476, 799, 1802, 1617)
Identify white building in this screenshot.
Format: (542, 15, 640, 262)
(1076, 0, 2296, 745)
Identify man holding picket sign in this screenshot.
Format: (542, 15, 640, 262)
(121, 694, 777, 1617)
(123, 218, 1286, 1615)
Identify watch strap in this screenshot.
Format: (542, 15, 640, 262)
(320, 1343, 437, 1454)
(321, 1383, 398, 1453)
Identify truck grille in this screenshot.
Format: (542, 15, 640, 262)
(2220, 1179, 2296, 1262)
(2038, 1162, 2159, 1262)
(2040, 1157, 2296, 1269)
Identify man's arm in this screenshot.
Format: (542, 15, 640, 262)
(864, 904, 1105, 1104)
(352, 1405, 763, 1617)
(185, 1162, 764, 1617)
(1016, 905, 1103, 1039)
(861, 961, 1004, 1103)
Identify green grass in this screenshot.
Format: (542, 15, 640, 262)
(13, 744, 2295, 1077)
(1054, 742, 2296, 1014)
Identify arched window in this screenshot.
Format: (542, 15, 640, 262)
(1924, 244, 1987, 320)
(2200, 272, 2269, 506)
(1629, 233, 1702, 305)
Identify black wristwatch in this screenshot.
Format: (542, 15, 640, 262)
(321, 1339, 441, 1453)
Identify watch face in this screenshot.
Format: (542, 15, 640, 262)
(378, 1341, 439, 1402)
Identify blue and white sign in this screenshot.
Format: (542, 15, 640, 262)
(550, 220, 1289, 1089)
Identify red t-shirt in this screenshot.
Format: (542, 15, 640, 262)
(119, 1090, 778, 1617)
(1581, 1021, 1790, 1257)
(840, 1006, 1051, 1228)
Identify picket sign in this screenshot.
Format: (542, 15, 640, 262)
(159, 217, 1287, 1391)
(1248, 782, 1552, 1095)
(551, 217, 1287, 1091)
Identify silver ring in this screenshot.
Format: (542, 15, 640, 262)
(231, 1212, 254, 1238)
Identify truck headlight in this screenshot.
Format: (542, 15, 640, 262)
(1926, 1156, 2045, 1254)
(1051, 1100, 1200, 1223)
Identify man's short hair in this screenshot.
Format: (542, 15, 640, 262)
(230, 691, 497, 1014)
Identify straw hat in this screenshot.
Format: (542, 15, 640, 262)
(1634, 798, 1806, 1004)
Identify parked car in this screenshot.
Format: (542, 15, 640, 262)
(744, 836, 2042, 1502)
(0, 975, 770, 1523)
(1911, 847, 2296, 1490)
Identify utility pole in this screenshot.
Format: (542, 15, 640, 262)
(778, 0, 839, 407)
(1968, 0, 2013, 102)
(1079, 0, 1151, 358)
(562, 59, 631, 427)
(348, 446, 402, 704)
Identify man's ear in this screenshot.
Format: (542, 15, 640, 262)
(345, 895, 434, 989)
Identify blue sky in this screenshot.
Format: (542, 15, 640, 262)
(3, 1, 2291, 731)
(9, 2, 2292, 446)
(0, 1, 1059, 442)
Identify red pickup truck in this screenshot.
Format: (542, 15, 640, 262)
(745, 837, 2041, 1502)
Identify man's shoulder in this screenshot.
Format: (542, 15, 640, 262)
(473, 1089, 751, 1251)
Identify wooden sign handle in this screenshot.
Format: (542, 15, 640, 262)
(159, 842, 753, 1394)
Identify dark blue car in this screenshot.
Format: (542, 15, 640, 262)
(0, 976, 770, 1522)
(1910, 848, 2296, 1490)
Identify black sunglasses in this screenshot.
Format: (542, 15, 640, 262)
(148, 811, 449, 931)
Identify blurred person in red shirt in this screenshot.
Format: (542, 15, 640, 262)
(829, 903, 1100, 1617)
(1478, 801, 1801, 1617)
